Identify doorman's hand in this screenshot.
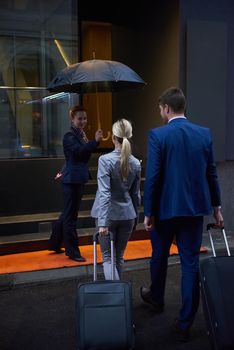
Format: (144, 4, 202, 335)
(95, 130, 103, 142)
(54, 172, 62, 180)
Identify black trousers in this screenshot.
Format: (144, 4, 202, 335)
(49, 183, 85, 257)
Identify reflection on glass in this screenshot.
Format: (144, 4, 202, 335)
(0, 36, 14, 87)
(0, 0, 79, 159)
(0, 88, 80, 158)
(45, 38, 78, 83)
(15, 37, 41, 87)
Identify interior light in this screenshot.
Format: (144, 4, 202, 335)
(54, 39, 71, 67)
(42, 92, 69, 101)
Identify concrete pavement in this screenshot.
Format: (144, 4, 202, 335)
(0, 229, 233, 350)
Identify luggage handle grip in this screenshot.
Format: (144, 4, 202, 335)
(93, 231, 115, 281)
(207, 223, 224, 230)
(93, 231, 115, 242)
(206, 223, 231, 257)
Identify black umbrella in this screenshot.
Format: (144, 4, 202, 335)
(47, 59, 146, 93)
(47, 59, 146, 140)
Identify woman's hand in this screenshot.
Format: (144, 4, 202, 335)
(95, 130, 103, 142)
(99, 226, 108, 236)
(54, 172, 62, 180)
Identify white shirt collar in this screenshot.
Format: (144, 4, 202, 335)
(168, 115, 186, 123)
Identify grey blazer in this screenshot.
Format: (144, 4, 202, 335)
(91, 150, 141, 227)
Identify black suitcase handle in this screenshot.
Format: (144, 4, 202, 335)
(93, 231, 115, 242)
(207, 223, 224, 230)
(206, 223, 231, 257)
(93, 231, 115, 281)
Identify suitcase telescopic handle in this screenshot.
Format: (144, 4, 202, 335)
(206, 223, 231, 257)
(93, 231, 115, 281)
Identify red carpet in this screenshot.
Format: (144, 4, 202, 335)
(0, 240, 207, 274)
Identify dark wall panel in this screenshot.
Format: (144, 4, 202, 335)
(112, 1, 180, 159)
(226, 24, 234, 160)
(0, 159, 64, 215)
(186, 20, 227, 161)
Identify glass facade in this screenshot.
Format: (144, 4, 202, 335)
(0, 0, 79, 158)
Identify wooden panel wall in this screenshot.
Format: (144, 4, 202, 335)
(81, 21, 113, 148)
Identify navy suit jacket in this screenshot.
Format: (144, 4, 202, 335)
(144, 118, 221, 220)
(62, 126, 99, 184)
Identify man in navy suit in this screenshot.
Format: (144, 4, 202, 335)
(141, 87, 223, 341)
(49, 105, 103, 262)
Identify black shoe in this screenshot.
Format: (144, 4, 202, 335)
(48, 247, 65, 254)
(174, 319, 190, 342)
(69, 255, 86, 262)
(140, 287, 164, 313)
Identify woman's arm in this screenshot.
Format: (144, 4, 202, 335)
(97, 156, 111, 230)
(63, 133, 99, 158)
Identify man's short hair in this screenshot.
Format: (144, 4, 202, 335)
(158, 87, 186, 113)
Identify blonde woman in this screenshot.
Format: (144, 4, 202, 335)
(91, 119, 141, 280)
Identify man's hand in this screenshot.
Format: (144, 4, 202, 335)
(144, 216, 154, 231)
(99, 226, 108, 236)
(213, 207, 224, 228)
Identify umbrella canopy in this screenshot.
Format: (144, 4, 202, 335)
(47, 59, 146, 93)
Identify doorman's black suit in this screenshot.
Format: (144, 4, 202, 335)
(49, 126, 99, 259)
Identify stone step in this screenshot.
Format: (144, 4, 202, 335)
(0, 206, 144, 235)
(0, 177, 145, 235)
(0, 223, 148, 255)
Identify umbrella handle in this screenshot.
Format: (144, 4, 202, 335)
(102, 131, 111, 141)
(96, 92, 111, 142)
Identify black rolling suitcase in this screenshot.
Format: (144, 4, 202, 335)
(76, 232, 135, 350)
(199, 223, 234, 350)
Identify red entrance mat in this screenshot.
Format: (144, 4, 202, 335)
(0, 240, 207, 274)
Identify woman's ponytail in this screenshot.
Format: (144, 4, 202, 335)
(112, 119, 133, 180)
